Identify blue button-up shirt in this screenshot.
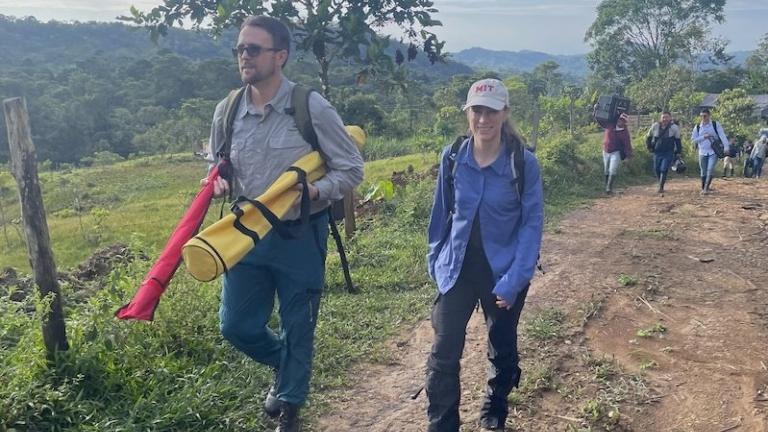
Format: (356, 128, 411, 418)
(426, 137, 544, 304)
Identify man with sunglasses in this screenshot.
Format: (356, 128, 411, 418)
(204, 15, 363, 432)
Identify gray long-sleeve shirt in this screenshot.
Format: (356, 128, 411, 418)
(208, 77, 364, 220)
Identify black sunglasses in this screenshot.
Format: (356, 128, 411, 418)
(232, 44, 281, 58)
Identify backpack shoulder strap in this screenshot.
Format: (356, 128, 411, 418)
(445, 135, 467, 214)
(447, 135, 465, 177)
(509, 141, 525, 200)
(219, 86, 247, 158)
(287, 84, 320, 152)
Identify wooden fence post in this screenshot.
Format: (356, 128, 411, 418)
(343, 190, 356, 238)
(3, 97, 69, 359)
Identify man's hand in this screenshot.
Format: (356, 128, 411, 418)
(292, 183, 320, 203)
(200, 176, 230, 198)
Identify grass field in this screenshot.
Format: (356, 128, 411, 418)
(0, 132, 657, 430)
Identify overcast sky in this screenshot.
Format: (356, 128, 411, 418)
(0, 0, 765, 54)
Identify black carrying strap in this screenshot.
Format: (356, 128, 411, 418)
(222, 84, 358, 293)
(327, 212, 358, 293)
(230, 167, 311, 243)
(287, 84, 357, 293)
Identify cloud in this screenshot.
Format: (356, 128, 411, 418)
(436, 0, 596, 16)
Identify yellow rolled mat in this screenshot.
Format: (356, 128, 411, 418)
(182, 151, 326, 282)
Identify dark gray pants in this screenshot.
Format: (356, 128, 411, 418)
(425, 262, 529, 432)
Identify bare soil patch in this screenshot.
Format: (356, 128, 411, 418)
(314, 177, 768, 431)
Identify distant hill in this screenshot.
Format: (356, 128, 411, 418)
(452, 47, 589, 76)
(452, 47, 755, 77)
(0, 17, 471, 81)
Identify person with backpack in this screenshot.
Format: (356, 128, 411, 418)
(202, 15, 363, 432)
(425, 78, 544, 432)
(743, 139, 755, 177)
(750, 136, 768, 179)
(691, 108, 730, 195)
(645, 111, 682, 195)
(722, 139, 741, 177)
(595, 111, 633, 194)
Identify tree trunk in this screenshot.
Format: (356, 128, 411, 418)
(0, 200, 10, 247)
(531, 100, 541, 151)
(569, 98, 576, 138)
(3, 97, 69, 360)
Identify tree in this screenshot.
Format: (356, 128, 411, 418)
(626, 65, 694, 113)
(523, 62, 562, 149)
(122, 0, 446, 99)
(694, 67, 746, 94)
(715, 88, 757, 141)
(564, 85, 583, 136)
(745, 33, 768, 92)
(585, 0, 726, 90)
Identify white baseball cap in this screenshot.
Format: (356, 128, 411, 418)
(462, 78, 509, 111)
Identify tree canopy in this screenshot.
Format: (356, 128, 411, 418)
(585, 0, 726, 91)
(122, 0, 446, 98)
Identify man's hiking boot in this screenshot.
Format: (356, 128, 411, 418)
(275, 402, 300, 432)
(264, 386, 280, 418)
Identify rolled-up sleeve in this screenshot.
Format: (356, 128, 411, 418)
(309, 93, 364, 201)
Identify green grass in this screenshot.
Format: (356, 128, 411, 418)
(0, 131, 661, 431)
(617, 274, 637, 287)
(524, 308, 566, 340)
(636, 323, 667, 338)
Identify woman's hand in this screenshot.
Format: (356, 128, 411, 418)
(495, 296, 513, 310)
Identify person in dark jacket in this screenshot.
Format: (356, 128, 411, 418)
(425, 78, 544, 432)
(595, 111, 633, 194)
(645, 111, 682, 195)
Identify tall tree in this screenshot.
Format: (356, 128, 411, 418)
(745, 33, 768, 92)
(585, 0, 726, 90)
(715, 88, 756, 141)
(524, 62, 562, 149)
(122, 0, 445, 99)
(625, 65, 694, 113)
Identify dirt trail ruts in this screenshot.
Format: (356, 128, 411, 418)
(314, 178, 768, 432)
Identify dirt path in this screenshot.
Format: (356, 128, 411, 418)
(314, 178, 768, 432)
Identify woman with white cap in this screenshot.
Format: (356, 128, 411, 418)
(425, 78, 544, 431)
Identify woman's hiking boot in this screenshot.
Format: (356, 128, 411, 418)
(479, 414, 506, 431)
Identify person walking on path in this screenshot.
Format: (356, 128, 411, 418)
(425, 78, 544, 432)
(645, 111, 681, 195)
(203, 15, 364, 432)
(691, 108, 730, 195)
(595, 111, 633, 194)
(750, 136, 767, 179)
